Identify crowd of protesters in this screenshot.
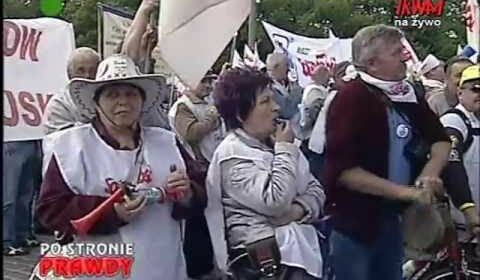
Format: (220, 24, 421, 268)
(3, 1, 479, 280)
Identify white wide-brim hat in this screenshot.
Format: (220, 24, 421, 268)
(69, 54, 168, 119)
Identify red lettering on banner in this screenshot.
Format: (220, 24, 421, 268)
(3, 90, 20, 126)
(19, 91, 41, 126)
(298, 54, 336, 78)
(3, 21, 42, 62)
(3, 21, 21, 57)
(3, 90, 54, 127)
(37, 93, 53, 114)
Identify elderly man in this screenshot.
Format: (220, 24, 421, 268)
(43, 47, 100, 134)
(427, 56, 473, 116)
(324, 24, 450, 280)
(44, 46, 170, 137)
(266, 52, 303, 121)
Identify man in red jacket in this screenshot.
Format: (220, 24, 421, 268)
(323, 24, 451, 280)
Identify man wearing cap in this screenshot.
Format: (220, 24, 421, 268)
(36, 54, 192, 279)
(428, 56, 473, 116)
(440, 64, 480, 241)
(418, 54, 446, 101)
(168, 72, 225, 280)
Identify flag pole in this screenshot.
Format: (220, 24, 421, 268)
(229, 33, 238, 63)
(247, 0, 256, 49)
(97, 3, 104, 59)
(143, 6, 158, 74)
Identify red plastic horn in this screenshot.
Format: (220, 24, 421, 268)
(70, 188, 125, 236)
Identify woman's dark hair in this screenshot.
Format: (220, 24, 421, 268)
(213, 68, 271, 130)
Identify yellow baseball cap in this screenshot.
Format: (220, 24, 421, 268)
(459, 64, 480, 87)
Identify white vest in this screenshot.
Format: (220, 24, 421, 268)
(205, 132, 323, 278)
(168, 95, 226, 162)
(440, 104, 480, 236)
(41, 124, 187, 280)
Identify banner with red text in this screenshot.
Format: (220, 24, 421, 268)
(3, 18, 75, 142)
(262, 21, 351, 87)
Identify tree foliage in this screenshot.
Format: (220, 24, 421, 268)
(3, 0, 470, 66)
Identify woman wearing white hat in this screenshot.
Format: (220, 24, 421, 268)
(36, 54, 191, 279)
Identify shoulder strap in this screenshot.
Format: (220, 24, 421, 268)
(410, 80, 426, 101)
(443, 108, 474, 152)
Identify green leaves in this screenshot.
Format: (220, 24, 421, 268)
(3, 0, 468, 67)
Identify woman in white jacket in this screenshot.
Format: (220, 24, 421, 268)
(205, 68, 326, 280)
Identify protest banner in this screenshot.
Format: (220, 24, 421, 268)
(3, 18, 75, 142)
(262, 21, 351, 87)
(97, 3, 134, 59)
(98, 3, 172, 76)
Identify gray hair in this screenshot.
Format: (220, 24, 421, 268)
(351, 24, 404, 69)
(67, 47, 100, 78)
(266, 52, 288, 69)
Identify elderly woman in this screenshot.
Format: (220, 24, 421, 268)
(205, 68, 326, 280)
(36, 54, 191, 280)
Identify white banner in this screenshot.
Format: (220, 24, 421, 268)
(158, 0, 251, 88)
(100, 4, 133, 59)
(262, 21, 351, 87)
(3, 18, 75, 142)
(99, 4, 173, 77)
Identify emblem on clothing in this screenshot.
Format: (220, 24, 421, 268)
(448, 149, 461, 162)
(137, 165, 153, 184)
(449, 135, 459, 148)
(396, 124, 410, 138)
(104, 165, 153, 195)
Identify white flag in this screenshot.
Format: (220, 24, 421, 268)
(243, 44, 266, 69)
(158, 0, 250, 88)
(232, 50, 244, 68)
(328, 29, 337, 39)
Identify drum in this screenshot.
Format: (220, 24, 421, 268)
(403, 196, 454, 260)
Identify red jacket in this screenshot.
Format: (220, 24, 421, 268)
(324, 78, 448, 243)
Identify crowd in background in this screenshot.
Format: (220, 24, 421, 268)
(3, 1, 480, 280)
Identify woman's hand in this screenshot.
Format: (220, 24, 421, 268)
(165, 165, 192, 205)
(275, 120, 294, 143)
(114, 195, 147, 223)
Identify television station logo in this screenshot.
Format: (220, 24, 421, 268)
(393, 0, 446, 28)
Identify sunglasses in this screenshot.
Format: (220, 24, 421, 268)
(463, 87, 480, 93)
